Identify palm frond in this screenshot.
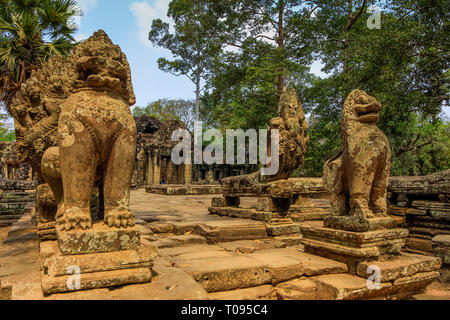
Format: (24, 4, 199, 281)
(0, 0, 78, 107)
(0, 16, 16, 33)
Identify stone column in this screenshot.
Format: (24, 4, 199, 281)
(153, 150, 161, 185)
(166, 160, 174, 184)
(147, 151, 153, 185)
(28, 167, 33, 182)
(206, 169, 214, 184)
(184, 163, 192, 185)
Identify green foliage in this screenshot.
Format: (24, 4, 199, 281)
(202, 1, 317, 129)
(298, 0, 449, 176)
(154, 0, 450, 176)
(0, 0, 79, 109)
(0, 112, 15, 141)
(133, 99, 196, 129)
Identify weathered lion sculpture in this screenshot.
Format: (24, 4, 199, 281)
(220, 87, 309, 191)
(11, 30, 137, 231)
(323, 89, 391, 220)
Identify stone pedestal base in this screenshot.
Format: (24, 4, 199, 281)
(209, 194, 327, 236)
(266, 218, 301, 236)
(432, 235, 450, 283)
(324, 215, 398, 232)
(56, 222, 141, 254)
(41, 240, 157, 295)
(40, 222, 157, 295)
(37, 221, 56, 241)
(301, 223, 441, 297)
(301, 223, 409, 272)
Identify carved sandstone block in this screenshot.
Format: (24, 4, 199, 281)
(56, 222, 140, 255)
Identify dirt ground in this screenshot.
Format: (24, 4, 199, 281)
(0, 226, 10, 244)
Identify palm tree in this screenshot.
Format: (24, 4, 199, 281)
(0, 0, 80, 112)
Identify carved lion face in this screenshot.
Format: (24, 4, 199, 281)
(70, 30, 132, 102)
(343, 90, 382, 124)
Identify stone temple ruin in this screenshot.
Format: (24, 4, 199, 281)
(0, 142, 35, 228)
(132, 116, 192, 188)
(135, 115, 256, 195)
(0, 30, 448, 300)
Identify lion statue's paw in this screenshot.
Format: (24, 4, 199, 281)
(57, 207, 92, 231)
(104, 209, 135, 228)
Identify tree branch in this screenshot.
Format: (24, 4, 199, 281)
(254, 34, 277, 42)
(396, 136, 437, 156)
(348, 0, 367, 30)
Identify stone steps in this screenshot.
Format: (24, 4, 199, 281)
(169, 246, 348, 293)
(195, 219, 268, 243)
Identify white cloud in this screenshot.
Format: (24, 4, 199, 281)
(77, 0, 99, 13)
(70, 0, 99, 35)
(129, 0, 171, 46)
(74, 33, 88, 42)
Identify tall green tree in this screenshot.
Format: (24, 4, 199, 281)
(0, 0, 80, 111)
(200, 0, 319, 129)
(155, 1, 449, 176)
(149, 0, 222, 121)
(298, 0, 449, 176)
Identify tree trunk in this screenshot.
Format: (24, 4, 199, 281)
(276, 0, 286, 100)
(195, 66, 201, 122)
(344, 0, 353, 75)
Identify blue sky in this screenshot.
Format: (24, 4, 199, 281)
(74, 0, 197, 109)
(74, 0, 327, 110)
(3, 0, 446, 127)
(73, 0, 448, 120)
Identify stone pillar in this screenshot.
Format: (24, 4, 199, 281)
(28, 167, 33, 182)
(161, 158, 167, 184)
(136, 146, 147, 186)
(153, 150, 161, 185)
(184, 163, 192, 185)
(147, 151, 154, 185)
(166, 160, 174, 184)
(206, 169, 214, 184)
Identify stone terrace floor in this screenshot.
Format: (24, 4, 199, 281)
(0, 189, 449, 300)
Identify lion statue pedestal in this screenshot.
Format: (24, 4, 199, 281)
(300, 90, 441, 298)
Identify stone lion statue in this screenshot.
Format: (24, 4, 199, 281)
(220, 87, 309, 191)
(11, 30, 137, 231)
(323, 89, 391, 220)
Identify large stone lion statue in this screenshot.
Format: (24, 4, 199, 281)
(323, 89, 391, 221)
(11, 30, 137, 231)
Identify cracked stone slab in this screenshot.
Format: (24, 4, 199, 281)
(357, 253, 442, 282)
(153, 234, 207, 248)
(158, 244, 226, 257)
(208, 285, 275, 300)
(311, 273, 392, 300)
(217, 239, 286, 254)
(196, 219, 268, 243)
(108, 264, 209, 300)
(174, 255, 272, 292)
(275, 278, 317, 300)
